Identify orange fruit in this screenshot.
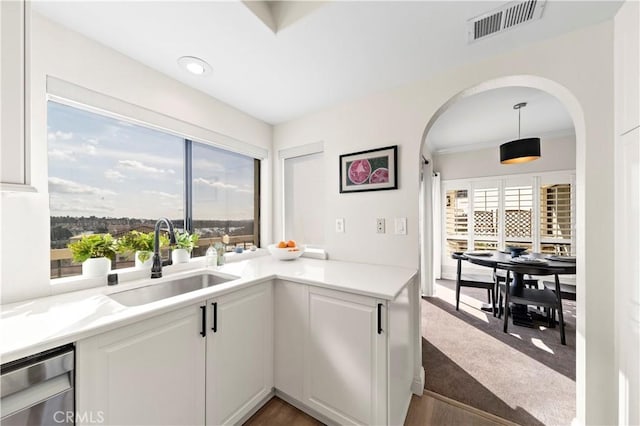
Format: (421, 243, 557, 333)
(277, 241, 287, 249)
(287, 240, 296, 248)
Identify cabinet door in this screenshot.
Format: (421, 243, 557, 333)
(305, 287, 387, 425)
(614, 0, 639, 135)
(76, 304, 206, 426)
(615, 127, 640, 425)
(206, 283, 273, 425)
(0, 0, 28, 185)
(274, 279, 308, 400)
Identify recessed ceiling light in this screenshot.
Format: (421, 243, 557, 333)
(177, 56, 212, 76)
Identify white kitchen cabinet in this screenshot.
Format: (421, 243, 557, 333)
(274, 279, 307, 400)
(0, 0, 29, 186)
(76, 275, 415, 426)
(614, 0, 640, 135)
(77, 284, 274, 426)
(615, 3, 640, 425)
(206, 283, 274, 425)
(76, 304, 206, 426)
(304, 286, 387, 425)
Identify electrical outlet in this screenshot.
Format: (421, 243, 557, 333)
(336, 218, 345, 233)
(376, 218, 385, 234)
(395, 217, 407, 235)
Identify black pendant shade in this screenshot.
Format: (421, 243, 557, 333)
(500, 137, 541, 164)
(500, 102, 541, 164)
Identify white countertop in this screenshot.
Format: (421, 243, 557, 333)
(0, 256, 416, 363)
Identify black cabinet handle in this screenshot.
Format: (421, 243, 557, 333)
(211, 302, 218, 332)
(200, 305, 206, 337)
(377, 303, 383, 334)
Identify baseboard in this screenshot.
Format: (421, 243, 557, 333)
(412, 367, 425, 395)
(274, 390, 339, 426)
(234, 389, 275, 425)
(423, 390, 519, 426)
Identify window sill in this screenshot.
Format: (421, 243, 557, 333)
(302, 247, 327, 260)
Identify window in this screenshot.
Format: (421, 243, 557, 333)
(191, 142, 259, 257)
(504, 185, 533, 250)
(441, 173, 574, 266)
(445, 189, 468, 254)
(473, 187, 499, 251)
(48, 101, 259, 278)
(284, 152, 325, 246)
(540, 183, 572, 255)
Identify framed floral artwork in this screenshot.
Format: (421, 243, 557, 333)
(339, 145, 398, 193)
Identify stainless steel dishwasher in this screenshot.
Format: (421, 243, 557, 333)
(1, 344, 75, 426)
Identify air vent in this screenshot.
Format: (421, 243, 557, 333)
(468, 0, 546, 42)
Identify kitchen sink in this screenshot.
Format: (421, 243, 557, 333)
(108, 273, 235, 306)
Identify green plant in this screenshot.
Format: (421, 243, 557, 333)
(68, 234, 117, 263)
(117, 231, 167, 263)
(173, 230, 199, 252)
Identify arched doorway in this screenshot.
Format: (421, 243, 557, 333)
(417, 75, 586, 425)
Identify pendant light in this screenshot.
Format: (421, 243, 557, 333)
(500, 102, 541, 164)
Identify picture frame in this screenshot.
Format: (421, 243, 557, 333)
(339, 145, 398, 193)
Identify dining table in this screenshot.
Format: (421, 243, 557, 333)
(462, 251, 577, 327)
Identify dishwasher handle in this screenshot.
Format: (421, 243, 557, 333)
(1, 349, 74, 399)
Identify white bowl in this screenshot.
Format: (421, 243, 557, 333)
(267, 244, 305, 261)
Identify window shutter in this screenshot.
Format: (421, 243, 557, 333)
(540, 183, 572, 254)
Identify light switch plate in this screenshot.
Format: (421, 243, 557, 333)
(336, 218, 345, 233)
(376, 218, 385, 234)
(395, 217, 407, 235)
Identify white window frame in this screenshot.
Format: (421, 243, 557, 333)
(441, 170, 575, 272)
(278, 141, 327, 259)
(46, 81, 268, 280)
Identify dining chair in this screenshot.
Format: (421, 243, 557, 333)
(497, 263, 566, 345)
(452, 253, 496, 315)
(543, 280, 576, 301)
(494, 270, 539, 316)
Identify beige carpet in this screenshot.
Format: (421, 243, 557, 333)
(423, 279, 576, 426)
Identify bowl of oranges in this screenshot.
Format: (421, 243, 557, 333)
(268, 240, 305, 261)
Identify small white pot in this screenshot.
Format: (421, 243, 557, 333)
(82, 257, 111, 278)
(171, 248, 190, 264)
(135, 251, 153, 270)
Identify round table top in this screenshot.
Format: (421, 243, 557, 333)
(460, 251, 577, 275)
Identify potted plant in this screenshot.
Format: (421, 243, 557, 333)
(117, 231, 167, 270)
(68, 234, 117, 278)
(172, 230, 199, 264)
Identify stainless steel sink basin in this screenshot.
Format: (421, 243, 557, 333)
(108, 273, 234, 306)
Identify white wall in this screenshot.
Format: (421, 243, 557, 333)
(614, 1, 640, 424)
(0, 13, 273, 304)
(273, 21, 616, 425)
(434, 134, 576, 180)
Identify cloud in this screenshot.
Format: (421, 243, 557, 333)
(50, 201, 115, 215)
(48, 131, 73, 142)
(83, 144, 97, 155)
(49, 177, 116, 196)
(193, 177, 238, 190)
(48, 149, 76, 162)
(104, 169, 126, 182)
(193, 158, 225, 172)
(143, 190, 179, 199)
(118, 160, 174, 175)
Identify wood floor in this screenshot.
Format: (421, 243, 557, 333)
(244, 392, 514, 426)
(243, 397, 321, 426)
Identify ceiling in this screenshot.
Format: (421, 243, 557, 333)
(426, 86, 574, 153)
(33, 1, 622, 125)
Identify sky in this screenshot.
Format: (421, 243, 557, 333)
(47, 101, 255, 220)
